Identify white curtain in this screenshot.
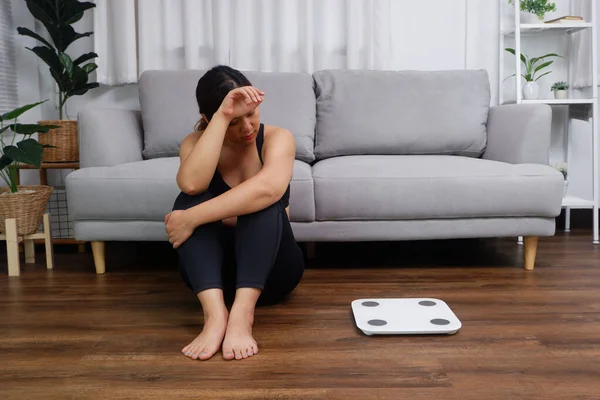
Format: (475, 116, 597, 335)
(94, 0, 391, 86)
(570, 0, 600, 88)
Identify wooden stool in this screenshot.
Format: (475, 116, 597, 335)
(0, 213, 54, 276)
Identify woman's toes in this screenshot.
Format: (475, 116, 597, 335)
(192, 345, 205, 359)
(235, 350, 242, 360)
(222, 344, 235, 360)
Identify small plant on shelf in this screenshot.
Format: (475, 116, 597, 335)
(551, 81, 569, 91)
(551, 81, 569, 99)
(508, 0, 557, 21)
(505, 48, 561, 82)
(505, 48, 562, 100)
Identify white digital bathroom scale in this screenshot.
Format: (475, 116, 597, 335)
(351, 298, 462, 336)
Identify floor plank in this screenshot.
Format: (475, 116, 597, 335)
(1, 230, 599, 399)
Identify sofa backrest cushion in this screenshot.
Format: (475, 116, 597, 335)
(313, 69, 490, 160)
(139, 70, 317, 163)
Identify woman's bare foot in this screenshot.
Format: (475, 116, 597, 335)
(222, 307, 258, 360)
(182, 289, 228, 361)
(222, 289, 261, 360)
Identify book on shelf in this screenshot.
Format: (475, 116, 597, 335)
(545, 16, 585, 24)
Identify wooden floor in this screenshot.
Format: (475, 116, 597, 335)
(1, 231, 600, 400)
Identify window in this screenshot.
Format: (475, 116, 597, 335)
(0, 0, 18, 114)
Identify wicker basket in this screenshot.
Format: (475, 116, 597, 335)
(38, 120, 79, 162)
(0, 185, 53, 235)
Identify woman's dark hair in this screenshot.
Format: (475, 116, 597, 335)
(194, 65, 252, 131)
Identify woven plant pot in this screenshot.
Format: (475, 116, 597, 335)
(0, 185, 53, 235)
(38, 120, 79, 162)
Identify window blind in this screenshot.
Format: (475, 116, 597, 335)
(0, 0, 18, 115)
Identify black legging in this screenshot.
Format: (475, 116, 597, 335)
(172, 190, 305, 305)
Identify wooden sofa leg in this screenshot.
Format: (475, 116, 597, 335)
(523, 236, 539, 271)
(91, 241, 106, 274)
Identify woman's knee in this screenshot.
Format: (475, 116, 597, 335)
(237, 200, 283, 225)
(172, 190, 215, 211)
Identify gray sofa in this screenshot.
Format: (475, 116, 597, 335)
(65, 69, 564, 274)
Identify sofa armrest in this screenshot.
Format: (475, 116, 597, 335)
(78, 108, 144, 168)
(483, 104, 552, 165)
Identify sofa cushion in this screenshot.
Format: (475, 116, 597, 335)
(313, 69, 490, 160)
(312, 155, 563, 221)
(289, 160, 315, 222)
(138, 70, 317, 163)
(65, 158, 315, 222)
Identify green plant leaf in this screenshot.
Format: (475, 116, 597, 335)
(25, 0, 62, 51)
(0, 100, 46, 121)
(9, 124, 60, 135)
(0, 154, 13, 171)
(71, 66, 89, 87)
(526, 57, 533, 75)
(3, 139, 44, 168)
(502, 73, 516, 83)
(27, 46, 62, 76)
(505, 48, 527, 65)
(59, 53, 74, 78)
(61, 65, 92, 100)
(57, 25, 93, 52)
(538, 53, 562, 59)
(50, 69, 67, 92)
(81, 62, 98, 74)
(24, 0, 55, 28)
(534, 60, 553, 73)
(535, 71, 552, 82)
(60, 1, 96, 25)
(16, 27, 53, 49)
(69, 82, 99, 97)
(73, 52, 98, 65)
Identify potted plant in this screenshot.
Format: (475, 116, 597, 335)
(551, 81, 569, 99)
(0, 101, 56, 235)
(508, 0, 557, 22)
(17, 0, 99, 163)
(505, 48, 561, 100)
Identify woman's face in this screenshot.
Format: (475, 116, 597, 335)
(223, 107, 261, 147)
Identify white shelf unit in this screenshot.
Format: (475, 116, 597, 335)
(502, 22, 593, 36)
(504, 98, 595, 105)
(499, 0, 599, 244)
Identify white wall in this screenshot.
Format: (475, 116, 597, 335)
(8, 0, 599, 202)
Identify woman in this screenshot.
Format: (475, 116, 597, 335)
(165, 65, 305, 362)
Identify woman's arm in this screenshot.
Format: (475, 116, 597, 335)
(175, 112, 230, 195)
(176, 86, 265, 195)
(185, 127, 295, 226)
